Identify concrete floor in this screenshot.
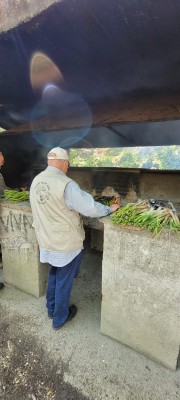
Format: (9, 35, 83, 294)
(0, 242, 180, 400)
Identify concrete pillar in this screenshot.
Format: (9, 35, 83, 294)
(0, 201, 48, 297)
(101, 218, 180, 370)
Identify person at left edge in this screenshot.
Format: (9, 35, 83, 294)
(0, 151, 7, 291)
(0, 151, 8, 195)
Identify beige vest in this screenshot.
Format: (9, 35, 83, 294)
(30, 168, 85, 252)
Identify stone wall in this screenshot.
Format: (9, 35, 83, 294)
(0, 0, 62, 32)
(68, 168, 180, 213)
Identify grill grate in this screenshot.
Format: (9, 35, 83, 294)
(148, 199, 176, 212)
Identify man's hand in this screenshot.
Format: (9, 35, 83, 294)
(109, 203, 120, 213)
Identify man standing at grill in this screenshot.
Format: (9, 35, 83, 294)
(30, 147, 119, 330)
(0, 151, 8, 291)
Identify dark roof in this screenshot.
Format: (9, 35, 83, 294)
(1, 0, 180, 146)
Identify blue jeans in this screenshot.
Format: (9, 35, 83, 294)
(46, 251, 82, 329)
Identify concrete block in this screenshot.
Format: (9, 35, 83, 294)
(101, 219, 180, 370)
(0, 201, 48, 297)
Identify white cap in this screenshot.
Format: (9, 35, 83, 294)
(47, 147, 69, 160)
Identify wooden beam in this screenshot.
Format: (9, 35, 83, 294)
(2, 93, 180, 136)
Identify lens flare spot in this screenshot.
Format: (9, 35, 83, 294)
(31, 89, 92, 148)
(30, 52, 64, 92)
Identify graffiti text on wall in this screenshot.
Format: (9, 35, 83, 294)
(0, 212, 33, 234)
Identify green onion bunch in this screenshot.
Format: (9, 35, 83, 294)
(111, 200, 180, 237)
(3, 189, 29, 202)
(94, 195, 119, 206)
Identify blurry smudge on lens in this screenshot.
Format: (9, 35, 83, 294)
(31, 89, 92, 148)
(42, 84, 63, 107)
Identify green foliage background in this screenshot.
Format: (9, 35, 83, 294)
(69, 146, 180, 170)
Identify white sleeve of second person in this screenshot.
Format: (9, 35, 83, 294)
(64, 181, 111, 218)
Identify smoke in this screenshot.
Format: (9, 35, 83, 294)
(113, 120, 180, 146)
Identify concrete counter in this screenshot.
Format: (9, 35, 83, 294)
(0, 200, 48, 297)
(1, 199, 180, 369)
(101, 218, 180, 370)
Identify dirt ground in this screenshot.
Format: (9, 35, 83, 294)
(0, 307, 88, 400)
(0, 242, 180, 400)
